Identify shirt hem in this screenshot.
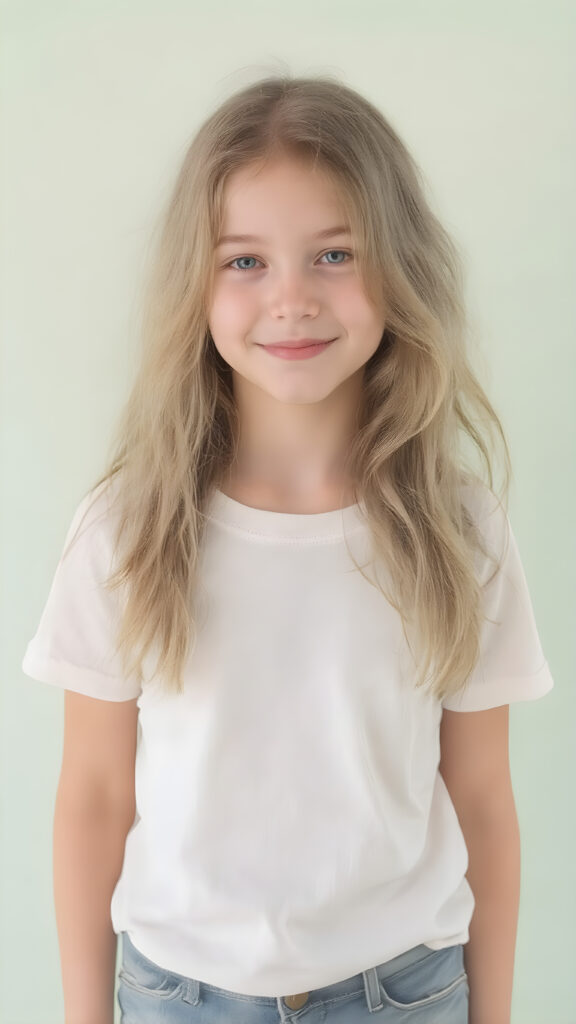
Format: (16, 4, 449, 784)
(21, 649, 141, 701)
(441, 659, 554, 711)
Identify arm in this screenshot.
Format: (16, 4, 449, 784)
(439, 705, 521, 1024)
(53, 691, 139, 1024)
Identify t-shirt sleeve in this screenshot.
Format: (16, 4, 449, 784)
(441, 488, 554, 712)
(21, 485, 142, 702)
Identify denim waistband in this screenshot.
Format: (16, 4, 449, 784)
(121, 931, 453, 1016)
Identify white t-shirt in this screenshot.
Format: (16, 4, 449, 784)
(22, 479, 554, 996)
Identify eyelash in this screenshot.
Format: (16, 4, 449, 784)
(222, 249, 353, 272)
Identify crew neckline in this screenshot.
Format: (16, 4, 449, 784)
(206, 487, 367, 540)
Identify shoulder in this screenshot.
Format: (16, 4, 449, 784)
(62, 476, 122, 562)
(459, 476, 507, 528)
(459, 476, 511, 573)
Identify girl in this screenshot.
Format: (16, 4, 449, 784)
(23, 73, 554, 1024)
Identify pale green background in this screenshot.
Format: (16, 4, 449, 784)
(1, 1, 574, 1022)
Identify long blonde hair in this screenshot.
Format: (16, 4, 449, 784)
(88, 72, 511, 701)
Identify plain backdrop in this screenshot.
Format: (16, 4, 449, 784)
(1, 1, 574, 1022)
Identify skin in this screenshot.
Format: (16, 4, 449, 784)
(207, 154, 387, 509)
(440, 705, 520, 1024)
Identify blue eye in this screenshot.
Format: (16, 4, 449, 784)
(321, 250, 350, 265)
(227, 256, 261, 271)
(224, 250, 352, 272)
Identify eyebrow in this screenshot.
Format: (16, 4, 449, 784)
(216, 225, 352, 247)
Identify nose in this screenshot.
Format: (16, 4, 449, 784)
(267, 267, 321, 319)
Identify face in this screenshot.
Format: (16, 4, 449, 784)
(207, 155, 386, 408)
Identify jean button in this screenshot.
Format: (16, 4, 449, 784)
(284, 992, 310, 1010)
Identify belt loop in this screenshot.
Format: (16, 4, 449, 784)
(182, 977, 201, 1005)
(362, 966, 384, 1012)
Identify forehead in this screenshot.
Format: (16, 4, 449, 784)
(219, 157, 348, 227)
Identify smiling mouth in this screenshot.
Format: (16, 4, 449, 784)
(260, 338, 336, 350)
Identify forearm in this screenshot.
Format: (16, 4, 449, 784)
(53, 787, 134, 1024)
(462, 805, 521, 1024)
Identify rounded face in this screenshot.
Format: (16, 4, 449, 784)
(207, 156, 386, 409)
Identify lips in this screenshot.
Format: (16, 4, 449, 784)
(260, 339, 335, 361)
(261, 338, 335, 349)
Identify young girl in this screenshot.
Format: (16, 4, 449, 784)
(23, 73, 553, 1024)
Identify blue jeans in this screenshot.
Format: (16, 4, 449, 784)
(118, 930, 469, 1022)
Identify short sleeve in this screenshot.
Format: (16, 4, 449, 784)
(441, 487, 554, 712)
(22, 483, 142, 702)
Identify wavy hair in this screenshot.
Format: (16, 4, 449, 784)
(88, 71, 511, 701)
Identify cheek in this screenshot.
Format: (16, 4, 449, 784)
(334, 283, 377, 325)
(208, 282, 255, 330)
